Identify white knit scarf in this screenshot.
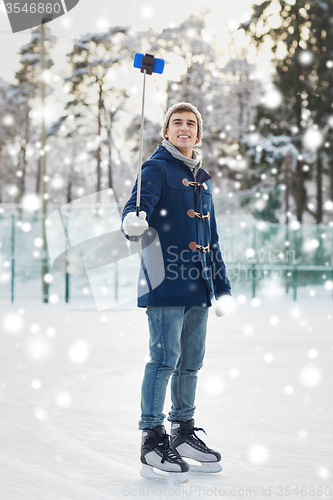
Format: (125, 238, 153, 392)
(162, 139, 201, 179)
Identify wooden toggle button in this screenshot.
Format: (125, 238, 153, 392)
(182, 178, 189, 187)
(188, 241, 197, 251)
(202, 182, 208, 190)
(187, 209, 195, 218)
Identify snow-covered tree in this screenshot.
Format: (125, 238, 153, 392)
(46, 132, 88, 205)
(148, 15, 261, 189)
(126, 116, 161, 162)
(65, 27, 139, 197)
(243, 133, 300, 222)
(0, 79, 19, 203)
(242, 0, 333, 224)
(6, 25, 55, 204)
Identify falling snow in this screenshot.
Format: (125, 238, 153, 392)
(55, 391, 72, 409)
(299, 365, 321, 388)
(303, 128, 324, 151)
(21, 193, 41, 212)
(2, 313, 24, 334)
(248, 444, 270, 464)
(68, 339, 90, 364)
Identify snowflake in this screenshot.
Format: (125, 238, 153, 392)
(303, 128, 324, 151)
(22, 193, 41, 212)
(55, 391, 72, 409)
(284, 385, 294, 395)
(68, 339, 90, 364)
(299, 365, 321, 388)
(204, 376, 225, 396)
(31, 379, 42, 389)
(2, 313, 24, 334)
(34, 408, 48, 421)
(262, 87, 283, 109)
(298, 50, 314, 65)
(248, 445, 270, 464)
(27, 338, 51, 361)
(269, 315, 279, 326)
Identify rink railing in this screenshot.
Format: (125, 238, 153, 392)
(0, 212, 333, 303)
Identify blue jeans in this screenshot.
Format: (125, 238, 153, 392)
(139, 306, 209, 430)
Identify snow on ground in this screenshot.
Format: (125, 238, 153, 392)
(0, 300, 332, 500)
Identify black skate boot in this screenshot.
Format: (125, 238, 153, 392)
(170, 420, 222, 473)
(140, 425, 189, 483)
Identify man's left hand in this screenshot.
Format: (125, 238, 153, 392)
(215, 295, 233, 317)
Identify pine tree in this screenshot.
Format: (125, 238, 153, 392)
(242, 0, 333, 223)
(243, 133, 299, 221)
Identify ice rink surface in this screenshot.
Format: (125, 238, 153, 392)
(0, 300, 332, 500)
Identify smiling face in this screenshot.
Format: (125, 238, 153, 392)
(164, 111, 199, 158)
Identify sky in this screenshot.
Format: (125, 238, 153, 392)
(0, 0, 260, 83)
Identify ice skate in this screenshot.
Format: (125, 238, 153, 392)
(140, 426, 189, 483)
(170, 420, 222, 473)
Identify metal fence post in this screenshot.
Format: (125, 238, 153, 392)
(65, 272, 70, 303)
(285, 222, 290, 295)
(331, 224, 333, 300)
(41, 213, 49, 303)
(114, 261, 118, 302)
(64, 214, 70, 303)
(292, 221, 300, 301)
(252, 223, 256, 298)
(11, 214, 15, 303)
(292, 259, 298, 301)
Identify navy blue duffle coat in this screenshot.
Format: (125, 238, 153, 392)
(121, 145, 231, 307)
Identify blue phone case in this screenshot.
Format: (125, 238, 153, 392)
(133, 53, 165, 74)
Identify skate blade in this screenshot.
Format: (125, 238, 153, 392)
(188, 461, 222, 473)
(140, 464, 188, 484)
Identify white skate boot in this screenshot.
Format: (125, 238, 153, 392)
(170, 420, 222, 473)
(140, 426, 189, 483)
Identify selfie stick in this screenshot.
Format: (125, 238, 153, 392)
(133, 53, 165, 216)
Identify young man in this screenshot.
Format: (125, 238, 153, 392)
(122, 102, 231, 482)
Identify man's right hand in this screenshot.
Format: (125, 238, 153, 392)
(123, 211, 148, 237)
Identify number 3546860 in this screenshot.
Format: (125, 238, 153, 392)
(5, 3, 61, 14)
